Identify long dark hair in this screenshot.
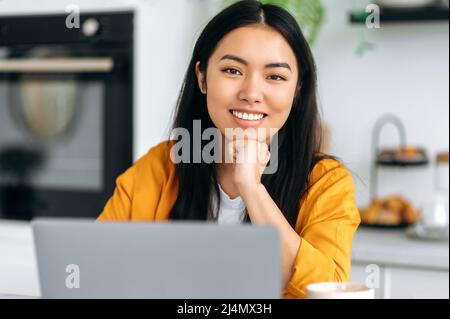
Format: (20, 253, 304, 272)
(169, 0, 328, 228)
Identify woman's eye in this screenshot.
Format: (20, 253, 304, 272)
(223, 68, 242, 76)
(267, 75, 286, 81)
(222, 69, 285, 81)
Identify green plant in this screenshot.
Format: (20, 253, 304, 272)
(220, 0, 326, 47)
(356, 32, 375, 57)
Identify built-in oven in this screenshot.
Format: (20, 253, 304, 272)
(0, 12, 133, 220)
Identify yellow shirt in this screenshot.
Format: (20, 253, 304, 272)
(98, 140, 361, 299)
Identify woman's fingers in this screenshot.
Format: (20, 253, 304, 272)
(228, 138, 270, 165)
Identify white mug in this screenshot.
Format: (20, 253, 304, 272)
(306, 282, 375, 299)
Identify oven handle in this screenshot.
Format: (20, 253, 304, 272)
(0, 57, 114, 73)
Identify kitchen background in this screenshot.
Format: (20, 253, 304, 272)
(0, 0, 448, 299)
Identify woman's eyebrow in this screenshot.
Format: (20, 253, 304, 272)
(219, 54, 292, 72)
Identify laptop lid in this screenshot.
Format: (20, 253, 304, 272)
(32, 219, 281, 299)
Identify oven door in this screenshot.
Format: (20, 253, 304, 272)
(0, 45, 132, 220)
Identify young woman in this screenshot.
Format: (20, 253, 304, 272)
(98, 0, 361, 299)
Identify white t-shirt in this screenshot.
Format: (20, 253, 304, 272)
(211, 184, 246, 225)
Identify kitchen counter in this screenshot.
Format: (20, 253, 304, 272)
(0, 220, 40, 297)
(352, 227, 449, 271)
(0, 220, 449, 297)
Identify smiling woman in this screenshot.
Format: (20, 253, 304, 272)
(196, 25, 298, 136)
(98, 0, 361, 299)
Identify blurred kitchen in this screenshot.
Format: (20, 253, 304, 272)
(0, 0, 448, 299)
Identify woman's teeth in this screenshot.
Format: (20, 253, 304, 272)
(231, 110, 266, 121)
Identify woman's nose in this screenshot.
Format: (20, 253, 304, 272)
(238, 74, 263, 104)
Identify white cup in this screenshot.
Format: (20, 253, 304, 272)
(306, 282, 375, 299)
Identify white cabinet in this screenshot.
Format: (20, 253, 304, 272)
(351, 262, 449, 299)
(385, 267, 449, 299)
(351, 228, 449, 299)
(0, 222, 40, 297)
(350, 263, 384, 299)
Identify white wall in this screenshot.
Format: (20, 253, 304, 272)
(0, 0, 138, 15)
(134, 0, 214, 159)
(314, 0, 449, 207)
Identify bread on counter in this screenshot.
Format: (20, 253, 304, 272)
(360, 195, 421, 226)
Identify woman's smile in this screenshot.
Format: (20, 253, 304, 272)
(229, 109, 268, 128)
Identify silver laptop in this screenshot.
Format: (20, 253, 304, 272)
(32, 219, 281, 299)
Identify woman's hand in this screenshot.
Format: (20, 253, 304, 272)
(225, 129, 300, 288)
(226, 129, 271, 195)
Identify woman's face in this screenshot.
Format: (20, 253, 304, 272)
(195, 25, 299, 142)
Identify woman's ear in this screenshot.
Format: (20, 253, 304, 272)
(195, 61, 207, 94)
